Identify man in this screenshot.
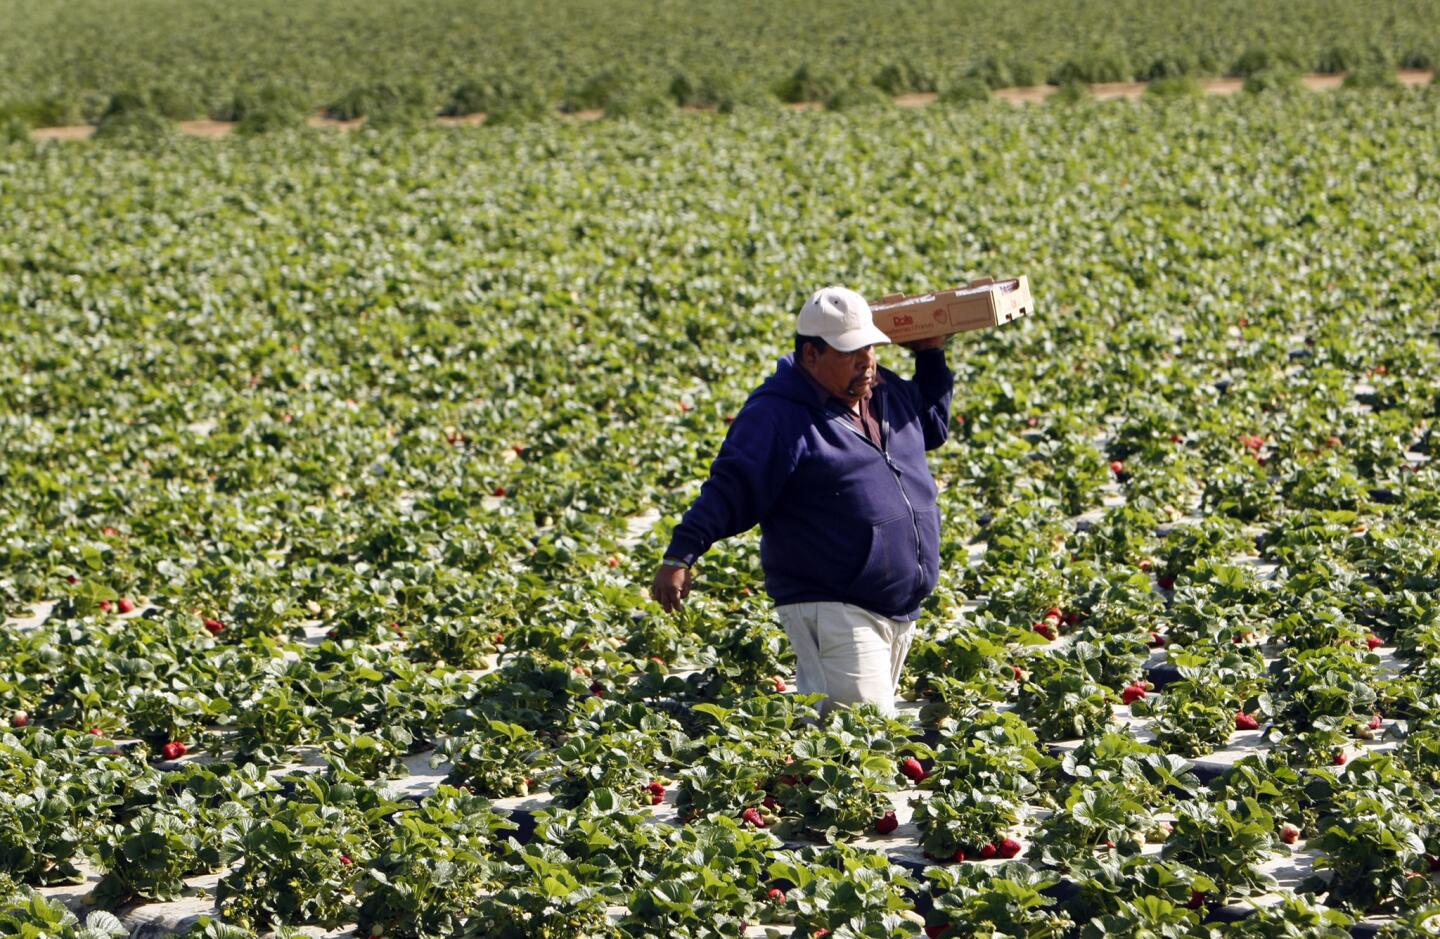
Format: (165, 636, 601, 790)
(651, 285, 953, 714)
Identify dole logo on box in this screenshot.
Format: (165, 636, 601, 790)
(893, 314, 914, 327)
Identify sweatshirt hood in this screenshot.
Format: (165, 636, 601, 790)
(746, 354, 819, 407)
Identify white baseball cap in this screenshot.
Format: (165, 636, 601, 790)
(796, 286, 892, 353)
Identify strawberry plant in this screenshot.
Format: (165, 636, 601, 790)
(1211, 753, 1322, 836)
(469, 849, 621, 939)
(769, 843, 920, 938)
(924, 861, 1072, 937)
(1268, 645, 1379, 738)
(1160, 799, 1279, 899)
(773, 714, 907, 840)
(436, 716, 546, 797)
(1016, 667, 1113, 741)
(528, 789, 665, 890)
(928, 710, 1059, 803)
(1074, 894, 1200, 938)
(0, 877, 126, 937)
(617, 817, 777, 937)
(1032, 779, 1159, 867)
(92, 795, 241, 904)
(216, 771, 405, 929)
(1216, 893, 1354, 937)
(1065, 853, 1213, 928)
(1060, 736, 1198, 810)
(910, 786, 1023, 862)
(353, 786, 512, 938)
(549, 700, 684, 809)
(1147, 680, 1236, 758)
(1303, 754, 1439, 913)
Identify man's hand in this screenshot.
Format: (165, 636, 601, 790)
(900, 335, 949, 352)
(651, 563, 693, 613)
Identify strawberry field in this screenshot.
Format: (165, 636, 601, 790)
(2, 0, 1440, 129)
(3, 84, 1440, 937)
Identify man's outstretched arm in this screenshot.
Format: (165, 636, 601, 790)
(650, 405, 800, 612)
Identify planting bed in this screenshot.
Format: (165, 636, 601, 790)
(3, 88, 1440, 937)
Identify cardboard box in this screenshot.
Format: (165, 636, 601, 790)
(869, 276, 1032, 342)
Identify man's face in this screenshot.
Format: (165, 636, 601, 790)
(803, 342, 878, 404)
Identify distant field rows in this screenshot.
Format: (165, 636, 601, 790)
(24, 69, 1439, 141)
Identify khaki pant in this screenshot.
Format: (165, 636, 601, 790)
(775, 601, 916, 716)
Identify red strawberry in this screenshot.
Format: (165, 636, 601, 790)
(88, 727, 102, 735)
(102, 527, 118, 537)
(1325, 436, 1342, 448)
(1109, 460, 1125, 475)
(1157, 576, 1176, 591)
(10, 711, 29, 728)
(900, 757, 928, 782)
(925, 926, 950, 939)
(1103, 839, 1115, 850)
(1365, 634, 1383, 650)
(645, 781, 666, 805)
(1169, 433, 1183, 444)
(1045, 607, 1063, 621)
(117, 597, 135, 614)
(493, 486, 507, 497)
(589, 681, 604, 698)
(767, 887, 785, 903)
(996, 837, 1022, 858)
(979, 842, 998, 860)
(99, 600, 112, 613)
(1333, 751, 1347, 766)
(741, 807, 766, 828)
(1148, 631, 1166, 648)
(762, 795, 778, 811)
(65, 574, 78, 584)
(339, 854, 353, 866)
(512, 444, 525, 454)
(1428, 856, 1440, 872)
(1033, 621, 1055, 640)
(1280, 823, 1301, 845)
(1235, 712, 1260, 731)
(1186, 891, 1206, 910)
(875, 811, 899, 835)
(203, 618, 225, 635)
(951, 848, 966, 862)
(1368, 713, 1383, 731)
(1138, 558, 1152, 572)
(1011, 664, 1023, 681)
(607, 555, 621, 567)
(1121, 683, 1147, 705)
(160, 741, 187, 761)
(771, 675, 786, 693)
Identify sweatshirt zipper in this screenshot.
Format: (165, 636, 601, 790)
(824, 395, 926, 594)
(875, 397, 925, 593)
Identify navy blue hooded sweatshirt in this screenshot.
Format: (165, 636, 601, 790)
(664, 348, 953, 620)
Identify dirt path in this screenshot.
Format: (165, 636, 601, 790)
(29, 69, 1435, 141)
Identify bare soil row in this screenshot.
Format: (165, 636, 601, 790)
(26, 69, 1437, 141)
